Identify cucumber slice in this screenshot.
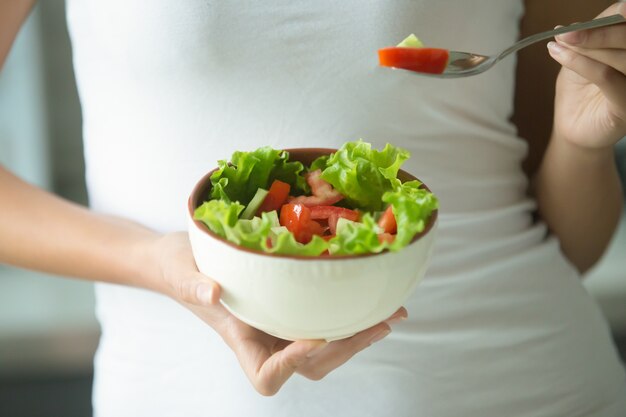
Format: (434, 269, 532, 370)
(335, 217, 382, 235)
(270, 226, 289, 236)
(263, 210, 281, 228)
(237, 216, 263, 232)
(397, 34, 424, 48)
(268, 226, 289, 247)
(335, 217, 357, 235)
(241, 188, 268, 219)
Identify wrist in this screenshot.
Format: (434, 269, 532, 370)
(533, 132, 617, 193)
(137, 233, 179, 298)
(547, 131, 616, 166)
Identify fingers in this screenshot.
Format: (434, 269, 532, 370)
(173, 271, 221, 306)
(555, 3, 625, 49)
(385, 306, 409, 325)
(154, 232, 222, 307)
(557, 45, 626, 75)
(595, 2, 626, 19)
(547, 41, 626, 112)
(227, 307, 406, 396)
(296, 322, 390, 381)
(248, 339, 328, 396)
(557, 23, 626, 50)
(296, 307, 407, 381)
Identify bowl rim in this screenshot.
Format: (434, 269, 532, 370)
(188, 147, 438, 260)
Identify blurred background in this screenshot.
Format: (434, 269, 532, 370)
(0, 2, 94, 417)
(0, 2, 625, 417)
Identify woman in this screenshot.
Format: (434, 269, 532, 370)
(1, 0, 625, 415)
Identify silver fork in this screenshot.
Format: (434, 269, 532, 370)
(396, 14, 626, 78)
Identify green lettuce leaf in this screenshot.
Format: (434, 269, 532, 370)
(309, 155, 329, 172)
(210, 147, 307, 205)
(319, 140, 410, 211)
(194, 200, 271, 251)
(194, 201, 328, 256)
(382, 180, 438, 250)
(263, 231, 329, 256)
(193, 199, 249, 245)
(328, 214, 388, 255)
(270, 150, 309, 196)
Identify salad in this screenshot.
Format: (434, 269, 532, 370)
(378, 34, 449, 74)
(194, 140, 438, 257)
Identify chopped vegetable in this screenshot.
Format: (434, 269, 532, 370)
(383, 180, 438, 251)
(257, 180, 290, 214)
(313, 140, 409, 211)
(210, 147, 307, 205)
(194, 200, 271, 251)
(263, 229, 328, 256)
(378, 33, 449, 75)
(377, 205, 397, 234)
(289, 170, 343, 207)
(241, 188, 269, 220)
(310, 206, 360, 235)
(396, 34, 424, 48)
(328, 214, 387, 256)
(279, 203, 325, 244)
(378, 47, 449, 74)
(378, 233, 396, 244)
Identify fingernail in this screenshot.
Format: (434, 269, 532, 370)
(547, 41, 563, 55)
(385, 316, 407, 326)
(196, 284, 214, 305)
(306, 342, 328, 358)
(369, 329, 391, 345)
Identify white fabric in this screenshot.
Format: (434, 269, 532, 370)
(66, 1, 626, 416)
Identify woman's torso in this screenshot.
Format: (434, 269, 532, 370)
(66, 1, 626, 415)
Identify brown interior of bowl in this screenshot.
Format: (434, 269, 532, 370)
(188, 148, 438, 260)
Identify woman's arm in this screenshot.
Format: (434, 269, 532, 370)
(0, 0, 35, 70)
(516, 1, 624, 273)
(0, 166, 173, 293)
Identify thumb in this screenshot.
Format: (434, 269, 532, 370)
(174, 272, 222, 306)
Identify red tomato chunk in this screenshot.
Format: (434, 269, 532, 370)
(289, 170, 343, 207)
(310, 206, 360, 235)
(378, 205, 397, 234)
(378, 233, 396, 244)
(258, 180, 290, 214)
(279, 203, 325, 244)
(378, 47, 449, 74)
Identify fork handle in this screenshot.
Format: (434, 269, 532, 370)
(498, 14, 626, 61)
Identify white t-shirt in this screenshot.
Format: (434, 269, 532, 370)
(66, 1, 626, 416)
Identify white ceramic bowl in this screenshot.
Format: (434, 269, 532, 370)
(188, 148, 438, 341)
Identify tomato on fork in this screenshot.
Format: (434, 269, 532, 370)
(378, 47, 449, 74)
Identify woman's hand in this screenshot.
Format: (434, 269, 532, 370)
(151, 232, 404, 396)
(531, 2, 625, 272)
(548, 2, 626, 149)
